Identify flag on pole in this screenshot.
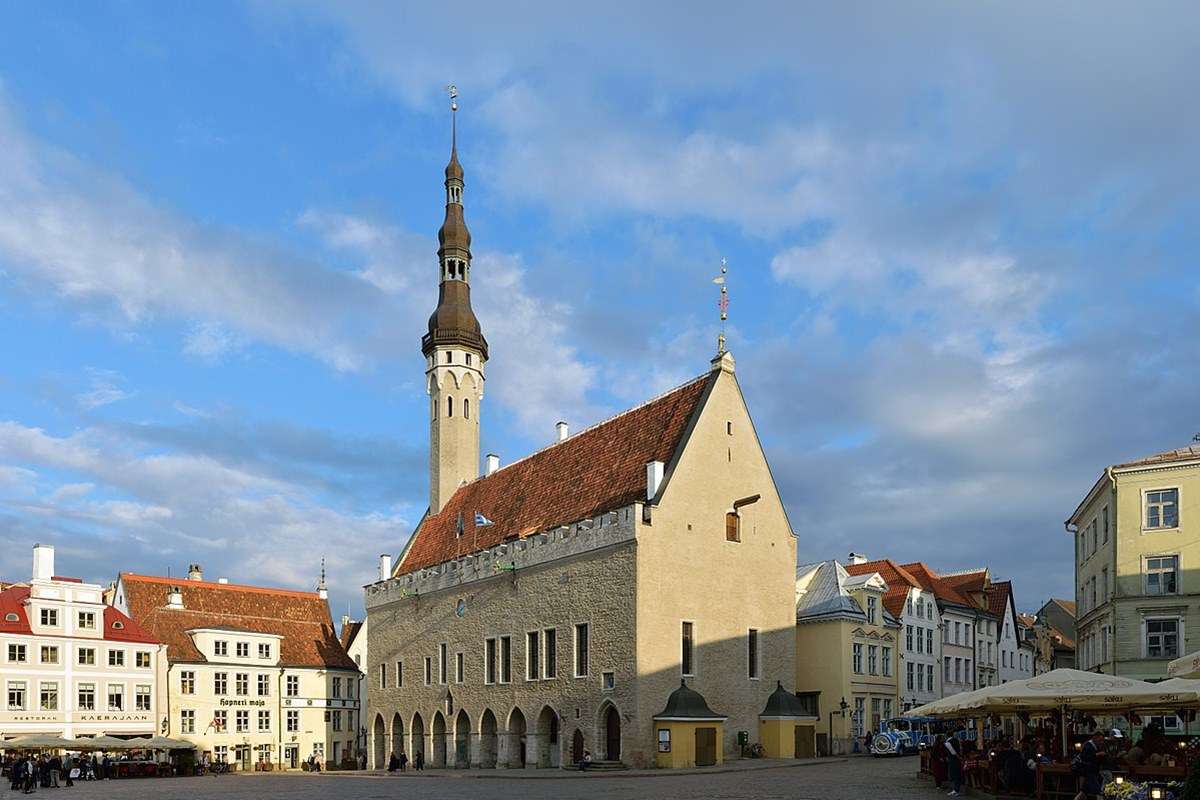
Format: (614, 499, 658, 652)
(475, 512, 494, 527)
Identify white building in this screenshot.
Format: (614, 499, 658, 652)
(111, 565, 360, 770)
(1, 545, 163, 740)
(339, 615, 366, 763)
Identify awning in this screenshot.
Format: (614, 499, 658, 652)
(131, 735, 196, 750)
(1168, 651, 1200, 679)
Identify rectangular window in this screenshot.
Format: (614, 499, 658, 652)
(748, 629, 760, 679)
(852, 643, 863, 673)
(332, 710, 342, 731)
(7, 681, 26, 710)
(926, 628, 933, 653)
(574, 623, 589, 678)
(867, 644, 878, 675)
(235, 642, 249, 658)
(107, 684, 124, 711)
(333, 676, 341, 698)
(1147, 556, 1179, 595)
(235, 673, 248, 696)
(136, 684, 151, 711)
(602, 671, 615, 691)
(906, 662, 914, 691)
(1146, 488, 1180, 529)
(439, 643, 448, 684)
(866, 596, 878, 625)
(236, 710, 249, 733)
(456, 651, 464, 683)
(180, 671, 195, 694)
(1102, 567, 1109, 601)
(681, 621, 695, 676)
(379, 663, 387, 689)
(40, 681, 58, 711)
(77, 647, 95, 666)
(78, 611, 95, 630)
(527, 631, 541, 681)
(108, 649, 124, 667)
(725, 512, 740, 542)
(287, 675, 299, 697)
(214, 640, 228, 657)
(882, 646, 892, 677)
(41, 645, 59, 664)
(214, 710, 227, 732)
(927, 664, 934, 691)
(258, 643, 271, 659)
(214, 672, 227, 696)
(40, 608, 58, 627)
(954, 658, 962, 682)
(180, 709, 196, 734)
(944, 656, 951, 681)
(396, 661, 403, 688)
(883, 699, 893, 720)
(1103, 506, 1109, 543)
(1147, 618, 1180, 658)
(544, 629, 557, 679)
(424, 656, 432, 686)
(500, 636, 512, 684)
(258, 710, 271, 732)
(905, 625, 913, 651)
(853, 697, 865, 737)
(77, 683, 95, 711)
(287, 710, 299, 732)
(485, 638, 497, 684)
(136, 651, 151, 668)
(258, 674, 271, 696)
(916, 629, 923, 654)
(871, 697, 881, 731)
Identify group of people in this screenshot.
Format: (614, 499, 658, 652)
(2, 753, 105, 792)
(385, 751, 425, 773)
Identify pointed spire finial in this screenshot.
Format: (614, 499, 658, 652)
(713, 257, 729, 355)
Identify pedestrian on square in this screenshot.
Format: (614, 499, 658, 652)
(1073, 731, 1106, 800)
(944, 734, 963, 797)
(930, 736, 948, 789)
(399, 752, 408, 772)
(63, 754, 74, 788)
(414, 751, 424, 771)
(387, 753, 398, 773)
(579, 749, 593, 771)
(48, 755, 60, 788)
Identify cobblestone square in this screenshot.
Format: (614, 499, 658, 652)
(13, 757, 940, 800)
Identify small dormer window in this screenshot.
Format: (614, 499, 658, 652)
(111, 621, 124, 630)
(4, 613, 17, 622)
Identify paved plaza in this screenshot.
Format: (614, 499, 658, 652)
(14, 756, 941, 799)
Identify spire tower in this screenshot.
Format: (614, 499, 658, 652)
(423, 85, 487, 514)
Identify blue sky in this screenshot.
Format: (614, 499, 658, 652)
(1, 2, 1198, 618)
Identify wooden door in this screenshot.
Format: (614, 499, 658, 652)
(571, 729, 584, 765)
(794, 725, 815, 758)
(694, 727, 717, 767)
(605, 706, 621, 761)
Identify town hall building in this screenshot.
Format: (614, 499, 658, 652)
(364, 102, 800, 769)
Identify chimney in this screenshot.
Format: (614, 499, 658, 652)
(379, 553, 393, 582)
(187, 563, 203, 582)
(646, 461, 664, 501)
(486, 454, 500, 476)
(217, 577, 229, 585)
(341, 614, 350, 630)
(556, 421, 569, 442)
(847, 552, 868, 566)
(166, 586, 184, 609)
(31, 544, 54, 582)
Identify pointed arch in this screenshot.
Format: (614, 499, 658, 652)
(596, 701, 621, 762)
(372, 713, 386, 769)
(453, 708, 471, 768)
(432, 710, 448, 768)
(390, 712, 404, 760)
(535, 705, 560, 768)
(410, 711, 426, 762)
(478, 708, 498, 768)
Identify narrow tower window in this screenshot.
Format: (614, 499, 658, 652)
(445, 351, 452, 364)
(447, 396, 454, 417)
(464, 399, 470, 419)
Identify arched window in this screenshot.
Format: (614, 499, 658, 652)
(447, 396, 454, 417)
(464, 398, 470, 419)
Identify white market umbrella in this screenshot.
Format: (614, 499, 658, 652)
(134, 735, 195, 750)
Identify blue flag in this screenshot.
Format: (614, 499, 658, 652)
(475, 512, 494, 527)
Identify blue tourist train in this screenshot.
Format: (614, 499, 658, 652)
(870, 717, 936, 756)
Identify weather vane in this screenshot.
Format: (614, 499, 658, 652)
(446, 84, 458, 111)
(712, 257, 729, 354)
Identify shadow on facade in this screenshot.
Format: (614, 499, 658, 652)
(368, 626, 807, 770)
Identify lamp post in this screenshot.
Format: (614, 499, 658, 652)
(828, 697, 849, 756)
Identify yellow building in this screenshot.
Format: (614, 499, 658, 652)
(1068, 444, 1200, 691)
(794, 561, 899, 755)
(112, 568, 360, 770)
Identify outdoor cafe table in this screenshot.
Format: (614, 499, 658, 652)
(114, 760, 162, 778)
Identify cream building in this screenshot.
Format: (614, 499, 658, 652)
(340, 616, 367, 760)
(794, 560, 898, 754)
(1068, 444, 1200, 682)
(112, 566, 360, 770)
(0, 545, 163, 740)
(365, 104, 798, 770)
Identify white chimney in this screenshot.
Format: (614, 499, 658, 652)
(166, 586, 184, 609)
(32, 544, 54, 581)
(341, 614, 350, 630)
(486, 454, 500, 476)
(646, 461, 664, 501)
(187, 563, 203, 582)
(379, 553, 393, 582)
(847, 552, 868, 566)
(556, 421, 569, 442)
(217, 577, 229, 585)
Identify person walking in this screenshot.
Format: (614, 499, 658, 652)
(398, 752, 408, 772)
(48, 755, 60, 789)
(1074, 731, 1107, 800)
(62, 754, 74, 788)
(414, 751, 424, 771)
(945, 734, 963, 797)
(387, 752, 398, 773)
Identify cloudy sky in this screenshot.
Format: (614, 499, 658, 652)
(1, 2, 1197, 618)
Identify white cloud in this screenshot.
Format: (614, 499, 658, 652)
(76, 368, 132, 410)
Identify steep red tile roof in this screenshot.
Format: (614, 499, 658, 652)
(1017, 613, 1037, 628)
(397, 372, 713, 576)
(984, 580, 1013, 617)
(0, 583, 156, 643)
(339, 620, 363, 651)
(119, 574, 355, 670)
(942, 569, 988, 593)
(897, 562, 971, 607)
(843, 559, 923, 617)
